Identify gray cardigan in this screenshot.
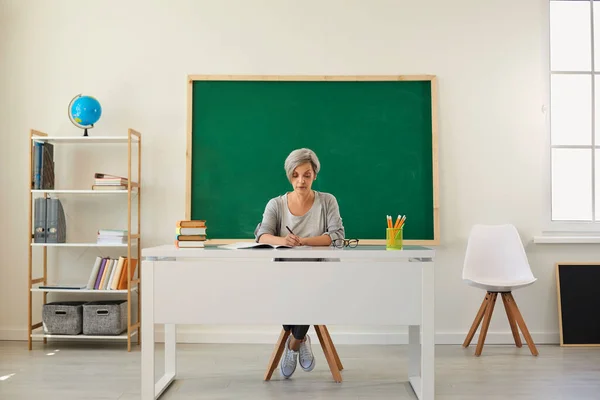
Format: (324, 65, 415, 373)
(254, 191, 345, 243)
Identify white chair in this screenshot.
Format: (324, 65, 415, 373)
(462, 224, 538, 356)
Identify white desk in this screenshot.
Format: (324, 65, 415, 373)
(141, 244, 435, 400)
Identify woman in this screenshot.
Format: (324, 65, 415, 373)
(254, 148, 345, 379)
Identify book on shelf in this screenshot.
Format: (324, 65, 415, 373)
(85, 256, 138, 290)
(97, 229, 128, 244)
(98, 229, 127, 236)
(94, 172, 128, 187)
(38, 284, 87, 290)
(92, 184, 127, 190)
(86, 257, 103, 289)
(117, 258, 138, 290)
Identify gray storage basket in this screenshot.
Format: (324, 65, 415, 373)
(42, 301, 86, 335)
(83, 300, 127, 335)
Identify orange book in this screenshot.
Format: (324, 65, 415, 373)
(176, 235, 206, 241)
(117, 258, 138, 290)
(176, 220, 206, 228)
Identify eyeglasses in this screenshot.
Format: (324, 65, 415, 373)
(331, 238, 359, 248)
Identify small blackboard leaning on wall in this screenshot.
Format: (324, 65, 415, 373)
(556, 262, 600, 346)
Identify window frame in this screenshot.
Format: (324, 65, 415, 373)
(543, 0, 600, 235)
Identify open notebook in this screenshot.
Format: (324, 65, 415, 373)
(219, 242, 310, 250)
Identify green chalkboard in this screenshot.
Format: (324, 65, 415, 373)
(187, 76, 439, 243)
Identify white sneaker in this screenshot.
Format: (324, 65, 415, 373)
(280, 336, 298, 379)
(299, 334, 316, 372)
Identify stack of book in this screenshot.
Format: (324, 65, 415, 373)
(175, 220, 206, 248)
(97, 229, 127, 244)
(92, 173, 128, 190)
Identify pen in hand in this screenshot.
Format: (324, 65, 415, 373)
(285, 225, 301, 246)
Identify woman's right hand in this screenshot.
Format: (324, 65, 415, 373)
(284, 233, 302, 247)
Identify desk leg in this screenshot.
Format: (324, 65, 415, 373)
(165, 324, 177, 377)
(408, 261, 435, 400)
(408, 325, 420, 379)
(141, 261, 176, 400)
(141, 260, 155, 400)
(421, 261, 435, 400)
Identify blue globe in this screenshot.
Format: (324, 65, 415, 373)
(69, 94, 102, 129)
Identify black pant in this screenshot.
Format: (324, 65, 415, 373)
(283, 325, 309, 340)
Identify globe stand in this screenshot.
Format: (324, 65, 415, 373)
(82, 124, 93, 137)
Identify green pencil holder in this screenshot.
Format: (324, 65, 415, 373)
(386, 227, 403, 250)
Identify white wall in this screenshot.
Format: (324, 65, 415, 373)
(1, 0, 595, 345)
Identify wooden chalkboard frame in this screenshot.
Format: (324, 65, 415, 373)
(185, 75, 440, 245)
(556, 262, 600, 346)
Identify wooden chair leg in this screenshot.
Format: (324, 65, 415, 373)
(315, 325, 342, 382)
(463, 292, 490, 347)
(501, 292, 522, 348)
(475, 292, 497, 356)
(321, 325, 343, 371)
(506, 293, 538, 356)
(264, 328, 291, 381)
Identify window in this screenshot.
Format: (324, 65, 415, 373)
(550, 0, 600, 223)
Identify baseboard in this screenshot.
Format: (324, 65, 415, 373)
(0, 328, 560, 345)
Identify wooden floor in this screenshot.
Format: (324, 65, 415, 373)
(1, 341, 599, 399)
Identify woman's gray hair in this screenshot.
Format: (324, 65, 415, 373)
(284, 148, 321, 181)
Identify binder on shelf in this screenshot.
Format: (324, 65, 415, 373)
(46, 198, 66, 243)
(34, 197, 46, 243)
(33, 142, 42, 189)
(33, 197, 66, 243)
(32, 141, 54, 190)
(41, 143, 54, 189)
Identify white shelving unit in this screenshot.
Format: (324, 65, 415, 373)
(28, 129, 142, 351)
